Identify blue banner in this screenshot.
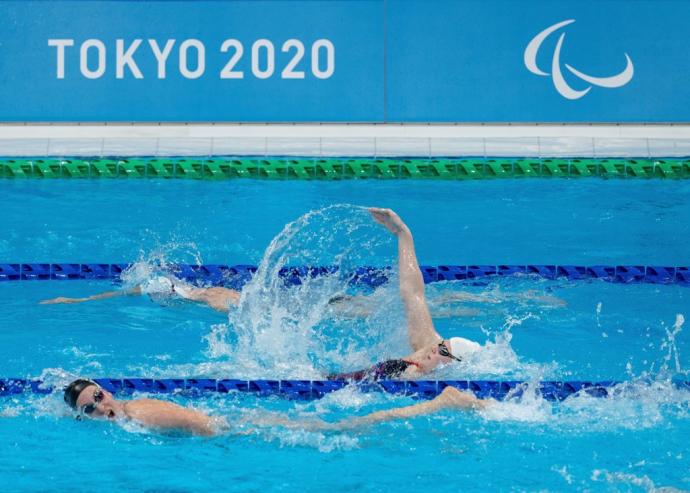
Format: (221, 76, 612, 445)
(0, 0, 687, 122)
(0, 1, 384, 121)
(386, 0, 690, 122)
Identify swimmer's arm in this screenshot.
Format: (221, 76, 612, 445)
(126, 400, 217, 437)
(513, 290, 567, 307)
(332, 387, 489, 430)
(39, 286, 141, 305)
(177, 287, 239, 313)
(242, 389, 489, 433)
(369, 207, 439, 350)
(326, 294, 376, 318)
(434, 291, 500, 304)
(160, 408, 217, 437)
(433, 290, 565, 308)
(242, 411, 329, 433)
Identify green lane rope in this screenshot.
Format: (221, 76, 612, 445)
(0, 157, 688, 179)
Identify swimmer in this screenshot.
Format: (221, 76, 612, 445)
(63, 378, 489, 436)
(40, 276, 240, 312)
(44, 208, 558, 379)
(40, 279, 488, 317)
(327, 208, 487, 381)
(39, 269, 564, 317)
(63, 379, 220, 436)
(39, 276, 354, 314)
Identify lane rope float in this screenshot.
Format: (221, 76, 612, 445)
(3, 378, 688, 401)
(1, 156, 688, 180)
(1, 263, 688, 286)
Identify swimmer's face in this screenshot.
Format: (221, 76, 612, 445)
(426, 344, 453, 367)
(75, 385, 118, 420)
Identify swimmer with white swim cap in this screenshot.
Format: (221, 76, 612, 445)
(40, 273, 240, 312)
(42, 207, 559, 383)
(40, 241, 563, 318)
(43, 208, 487, 380)
(328, 208, 485, 381)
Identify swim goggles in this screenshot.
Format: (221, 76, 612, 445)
(79, 387, 105, 417)
(438, 340, 462, 362)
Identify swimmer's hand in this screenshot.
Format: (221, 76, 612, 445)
(39, 296, 89, 305)
(369, 207, 408, 236)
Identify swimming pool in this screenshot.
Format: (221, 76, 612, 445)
(1, 177, 689, 491)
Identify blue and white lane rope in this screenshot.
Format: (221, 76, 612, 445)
(1, 263, 689, 286)
(2, 379, 689, 401)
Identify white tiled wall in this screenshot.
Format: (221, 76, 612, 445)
(0, 124, 688, 157)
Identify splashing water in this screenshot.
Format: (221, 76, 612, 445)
(486, 313, 688, 428)
(208, 205, 399, 378)
(17, 208, 688, 446)
(198, 203, 561, 381)
(431, 312, 556, 382)
(115, 206, 563, 383)
(120, 237, 205, 302)
(661, 314, 685, 376)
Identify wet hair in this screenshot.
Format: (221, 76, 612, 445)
(63, 379, 98, 409)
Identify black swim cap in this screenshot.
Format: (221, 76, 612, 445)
(63, 379, 98, 409)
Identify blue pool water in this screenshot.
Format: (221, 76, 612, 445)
(1, 178, 689, 492)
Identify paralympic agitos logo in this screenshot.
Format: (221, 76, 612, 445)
(524, 19, 634, 100)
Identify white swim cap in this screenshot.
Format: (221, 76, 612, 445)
(140, 276, 174, 295)
(448, 337, 481, 361)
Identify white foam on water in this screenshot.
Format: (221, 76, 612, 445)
(480, 380, 554, 423)
(551, 465, 574, 485)
(591, 469, 688, 493)
(434, 312, 558, 381)
(259, 426, 360, 452)
(310, 384, 390, 413)
(479, 313, 689, 430)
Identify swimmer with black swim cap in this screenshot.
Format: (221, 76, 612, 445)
(63, 376, 488, 436)
(64, 379, 101, 413)
(63, 378, 218, 435)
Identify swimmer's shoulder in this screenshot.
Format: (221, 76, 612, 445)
(124, 399, 216, 436)
(125, 398, 200, 416)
